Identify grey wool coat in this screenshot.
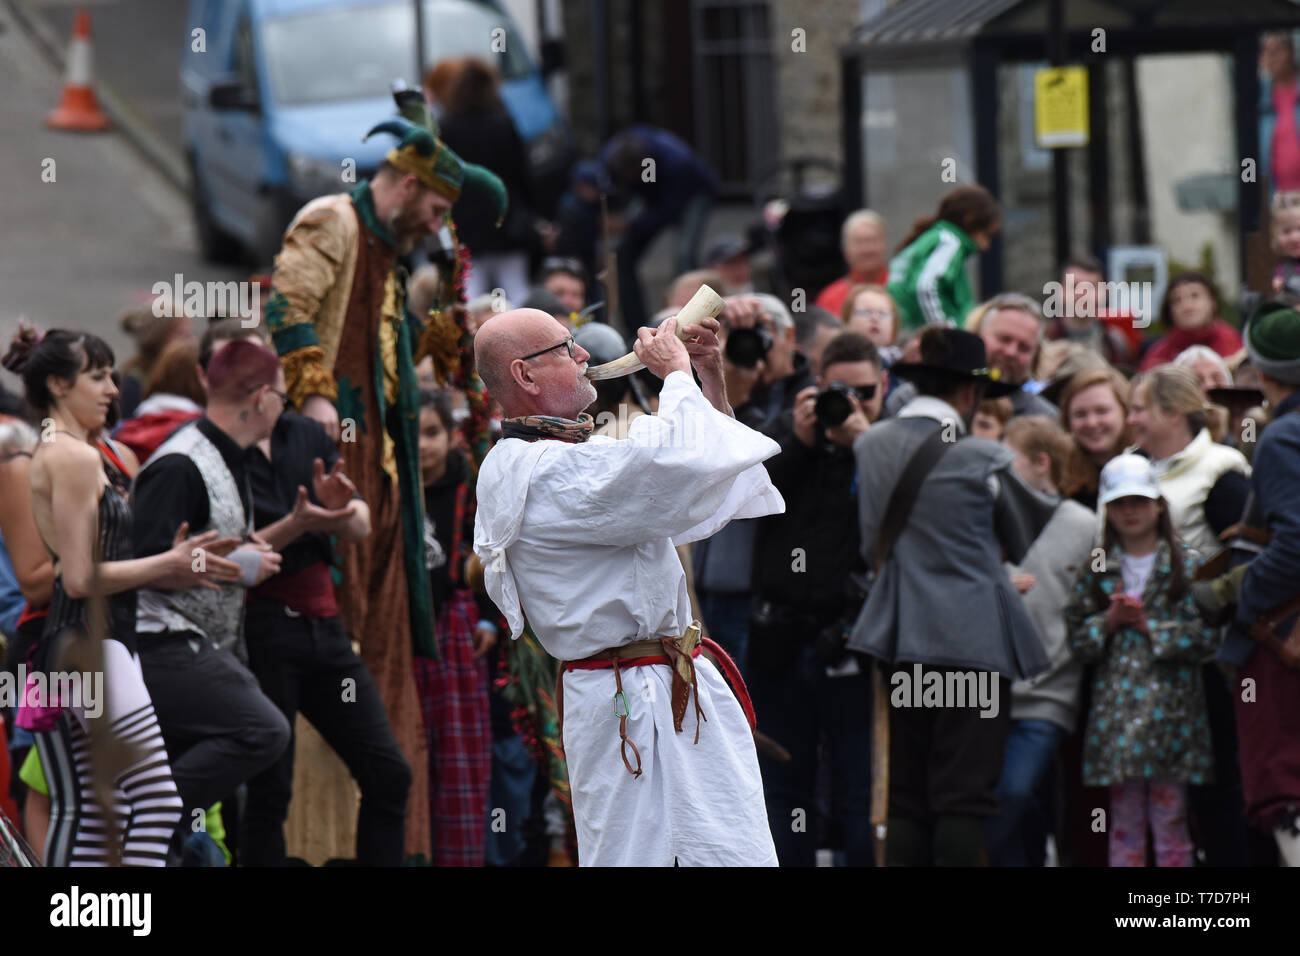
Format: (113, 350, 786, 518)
(847, 410, 1053, 680)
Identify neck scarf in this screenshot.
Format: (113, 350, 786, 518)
(501, 413, 595, 444)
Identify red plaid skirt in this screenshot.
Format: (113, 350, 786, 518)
(414, 589, 491, 866)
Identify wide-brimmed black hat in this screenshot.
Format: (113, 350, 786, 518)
(1207, 385, 1266, 414)
(890, 327, 1020, 397)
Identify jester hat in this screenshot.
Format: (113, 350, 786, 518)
(364, 87, 507, 226)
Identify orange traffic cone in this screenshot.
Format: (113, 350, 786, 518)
(46, 10, 110, 132)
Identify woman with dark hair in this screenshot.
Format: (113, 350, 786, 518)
(437, 58, 537, 305)
(886, 185, 1001, 332)
(1139, 273, 1244, 371)
(2, 324, 239, 866)
(414, 388, 496, 865)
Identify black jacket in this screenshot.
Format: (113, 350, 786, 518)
(440, 105, 535, 254)
(742, 351, 815, 428)
(752, 410, 863, 614)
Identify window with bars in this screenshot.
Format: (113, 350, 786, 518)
(691, 0, 779, 193)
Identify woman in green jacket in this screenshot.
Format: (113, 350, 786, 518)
(887, 185, 1001, 332)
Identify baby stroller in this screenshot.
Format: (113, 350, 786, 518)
(751, 157, 849, 302)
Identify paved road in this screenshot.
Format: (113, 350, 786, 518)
(0, 0, 762, 388)
(31, 0, 187, 149)
(0, 0, 244, 391)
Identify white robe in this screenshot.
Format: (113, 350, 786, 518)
(474, 370, 785, 865)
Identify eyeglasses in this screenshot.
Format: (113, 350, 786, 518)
(541, 257, 585, 279)
(852, 308, 893, 322)
(830, 381, 878, 401)
(264, 386, 289, 405)
(519, 336, 577, 363)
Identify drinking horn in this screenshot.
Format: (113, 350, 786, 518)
(584, 284, 725, 381)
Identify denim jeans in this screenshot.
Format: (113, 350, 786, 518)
(697, 591, 751, 677)
(485, 733, 535, 867)
(985, 718, 1066, 866)
(746, 643, 873, 866)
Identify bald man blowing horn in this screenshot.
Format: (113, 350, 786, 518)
(474, 307, 785, 866)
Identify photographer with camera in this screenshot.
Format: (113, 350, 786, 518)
(723, 294, 814, 425)
(745, 332, 885, 867)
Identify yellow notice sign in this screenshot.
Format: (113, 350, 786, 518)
(1034, 66, 1089, 148)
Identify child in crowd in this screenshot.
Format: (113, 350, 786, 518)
(843, 284, 905, 403)
(987, 416, 1096, 866)
(842, 284, 898, 354)
(1270, 190, 1300, 295)
(415, 390, 495, 866)
(1139, 273, 1243, 371)
(1064, 454, 1220, 867)
(971, 397, 1013, 440)
(886, 185, 1001, 331)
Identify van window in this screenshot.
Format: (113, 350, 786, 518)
(234, 17, 257, 91)
(421, 0, 531, 80)
(261, 0, 531, 107)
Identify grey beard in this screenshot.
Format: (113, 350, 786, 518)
(565, 375, 598, 417)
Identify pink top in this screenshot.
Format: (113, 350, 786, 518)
(1272, 81, 1300, 191)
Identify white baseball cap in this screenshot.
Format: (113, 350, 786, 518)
(1098, 453, 1161, 505)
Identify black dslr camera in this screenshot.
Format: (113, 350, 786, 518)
(724, 324, 773, 368)
(814, 381, 877, 428)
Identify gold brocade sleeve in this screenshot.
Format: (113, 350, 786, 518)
(267, 200, 354, 408)
(413, 308, 464, 386)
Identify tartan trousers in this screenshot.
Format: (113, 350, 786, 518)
(414, 589, 492, 866)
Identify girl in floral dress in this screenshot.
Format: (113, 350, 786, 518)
(1065, 454, 1220, 866)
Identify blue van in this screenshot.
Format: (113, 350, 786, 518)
(182, 0, 572, 264)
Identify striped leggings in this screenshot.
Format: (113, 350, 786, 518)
(36, 639, 182, 866)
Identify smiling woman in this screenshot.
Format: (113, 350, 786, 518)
(1059, 366, 1132, 510)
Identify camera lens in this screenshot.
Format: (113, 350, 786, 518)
(814, 389, 852, 428)
(725, 328, 765, 368)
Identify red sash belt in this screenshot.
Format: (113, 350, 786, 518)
(555, 629, 757, 779)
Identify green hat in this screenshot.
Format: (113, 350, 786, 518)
(1246, 299, 1300, 385)
(364, 89, 508, 226)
